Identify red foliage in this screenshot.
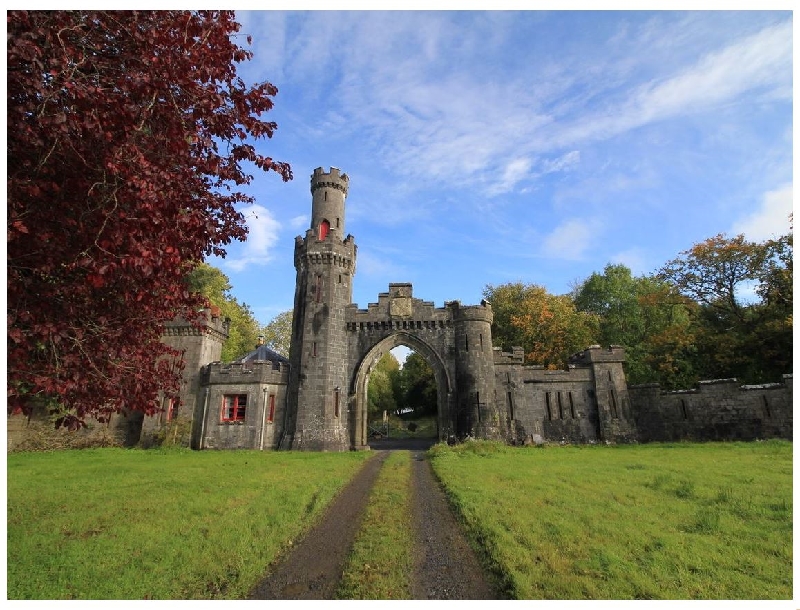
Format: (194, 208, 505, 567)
(7, 11, 292, 428)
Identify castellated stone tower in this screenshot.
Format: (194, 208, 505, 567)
(450, 301, 503, 440)
(284, 167, 356, 450)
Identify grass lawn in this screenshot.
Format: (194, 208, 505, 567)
(429, 440, 793, 599)
(8, 441, 793, 600)
(7, 447, 371, 599)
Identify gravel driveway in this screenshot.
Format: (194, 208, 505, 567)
(248, 445, 498, 600)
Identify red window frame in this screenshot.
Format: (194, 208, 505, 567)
(267, 394, 276, 423)
(222, 394, 247, 422)
(166, 398, 178, 422)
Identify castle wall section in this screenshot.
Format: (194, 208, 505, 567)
(495, 358, 599, 444)
(197, 361, 290, 450)
(493, 346, 636, 444)
(629, 375, 793, 442)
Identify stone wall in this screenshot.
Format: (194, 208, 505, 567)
(140, 309, 228, 447)
(494, 345, 636, 445)
(7, 406, 141, 452)
(629, 375, 793, 442)
(198, 360, 291, 450)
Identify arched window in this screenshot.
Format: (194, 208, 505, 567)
(318, 219, 330, 241)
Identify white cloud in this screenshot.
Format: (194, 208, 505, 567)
(289, 215, 308, 230)
(541, 151, 581, 175)
(730, 183, 793, 242)
(222, 204, 281, 272)
(554, 19, 792, 147)
(610, 248, 650, 276)
(541, 218, 602, 260)
(489, 157, 534, 196)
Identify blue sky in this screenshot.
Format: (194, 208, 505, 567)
(209, 10, 793, 328)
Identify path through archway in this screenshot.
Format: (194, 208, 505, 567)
(350, 332, 452, 450)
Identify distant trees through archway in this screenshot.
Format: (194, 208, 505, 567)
(367, 345, 437, 424)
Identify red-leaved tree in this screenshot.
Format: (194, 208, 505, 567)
(7, 11, 292, 428)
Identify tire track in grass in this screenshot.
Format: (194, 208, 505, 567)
(410, 449, 496, 599)
(248, 451, 390, 600)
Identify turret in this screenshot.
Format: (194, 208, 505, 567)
(451, 300, 508, 440)
(310, 167, 349, 241)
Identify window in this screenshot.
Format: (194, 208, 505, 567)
(166, 397, 178, 422)
(318, 219, 330, 241)
(334, 388, 340, 418)
(315, 275, 322, 303)
(222, 394, 247, 422)
(268, 394, 276, 423)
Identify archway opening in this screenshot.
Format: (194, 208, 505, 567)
(351, 332, 451, 450)
(366, 346, 439, 444)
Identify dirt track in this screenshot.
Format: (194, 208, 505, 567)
(248, 442, 497, 600)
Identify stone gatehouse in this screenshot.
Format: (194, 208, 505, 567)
(9, 167, 789, 451)
(148, 166, 642, 451)
(144, 167, 792, 451)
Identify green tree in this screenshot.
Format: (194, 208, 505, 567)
(399, 353, 437, 415)
(185, 263, 261, 362)
(262, 310, 293, 358)
(367, 353, 400, 419)
(574, 264, 696, 387)
(484, 282, 598, 368)
(482, 283, 529, 354)
(659, 232, 792, 383)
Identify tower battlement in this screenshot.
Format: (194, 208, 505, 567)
(311, 166, 349, 195)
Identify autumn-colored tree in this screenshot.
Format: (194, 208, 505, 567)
(7, 11, 292, 428)
(484, 283, 598, 368)
(574, 264, 696, 387)
(185, 263, 262, 362)
(659, 232, 792, 383)
(261, 310, 293, 358)
(482, 282, 529, 355)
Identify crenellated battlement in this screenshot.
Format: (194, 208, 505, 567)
(310, 166, 349, 195)
(203, 360, 290, 385)
(163, 308, 229, 343)
(449, 299, 494, 324)
(569, 344, 626, 365)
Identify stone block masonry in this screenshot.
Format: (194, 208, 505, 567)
(629, 375, 793, 442)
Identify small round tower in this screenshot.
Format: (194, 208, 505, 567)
(451, 300, 508, 440)
(310, 167, 349, 241)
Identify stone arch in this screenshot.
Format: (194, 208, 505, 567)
(350, 331, 453, 449)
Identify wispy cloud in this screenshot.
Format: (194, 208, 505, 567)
(730, 183, 793, 242)
(541, 218, 603, 260)
(238, 13, 790, 198)
(220, 204, 281, 272)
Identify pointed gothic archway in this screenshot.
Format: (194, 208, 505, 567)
(350, 331, 453, 449)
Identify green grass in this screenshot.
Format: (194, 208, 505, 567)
(337, 451, 415, 599)
(9, 441, 793, 600)
(429, 440, 792, 600)
(7, 447, 371, 599)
